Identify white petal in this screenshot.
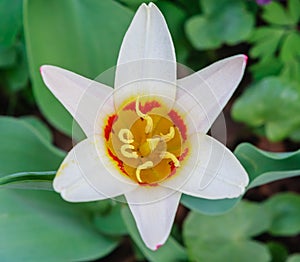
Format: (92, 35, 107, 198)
(114, 3, 176, 110)
(54, 136, 137, 202)
(40, 65, 114, 136)
(176, 55, 247, 134)
(125, 186, 181, 250)
(161, 134, 249, 199)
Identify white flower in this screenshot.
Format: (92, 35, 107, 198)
(40, 3, 249, 250)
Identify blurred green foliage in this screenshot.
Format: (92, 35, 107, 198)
(232, 0, 300, 141)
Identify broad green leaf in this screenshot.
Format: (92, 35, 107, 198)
(0, 0, 22, 46)
(0, 117, 65, 177)
(287, 254, 300, 262)
(24, 0, 133, 136)
(185, 15, 221, 50)
(94, 202, 127, 236)
(235, 143, 300, 188)
(20, 115, 53, 143)
(288, 0, 300, 23)
(264, 193, 300, 236)
(232, 77, 300, 141)
(0, 189, 118, 260)
(262, 2, 294, 25)
(185, 0, 253, 50)
(181, 194, 240, 215)
(121, 205, 187, 262)
(183, 201, 271, 262)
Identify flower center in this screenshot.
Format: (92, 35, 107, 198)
(104, 97, 188, 185)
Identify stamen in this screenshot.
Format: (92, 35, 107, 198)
(135, 97, 153, 134)
(121, 144, 138, 159)
(136, 161, 153, 182)
(161, 152, 180, 167)
(118, 129, 134, 143)
(160, 127, 175, 142)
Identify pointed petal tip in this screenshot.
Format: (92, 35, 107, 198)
(148, 2, 157, 8)
(243, 55, 248, 64)
(155, 244, 163, 250)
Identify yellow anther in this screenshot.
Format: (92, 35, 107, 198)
(120, 144, 138, 159)
(135, 97, 153, 134)
(160, 127, 175, 142)
(161, 152, 180, 167)
(136, 161, 154, 182)
(118, 129, 134, 144)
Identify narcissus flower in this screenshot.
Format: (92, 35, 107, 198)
(40, 3, 249, 250)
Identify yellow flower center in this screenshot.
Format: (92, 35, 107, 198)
(104, 97, 188, 185)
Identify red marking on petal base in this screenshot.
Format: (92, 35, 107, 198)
(107, 149, 128, 176)
(168, 110, 187, 141)
(139, 181, 159, 187)
(168, 148, 189, 179)
(155, 244, 163, 250)
(124, 100, 161, 113)
(104, 114, 117, 141)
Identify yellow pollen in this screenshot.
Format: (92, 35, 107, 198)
(160, 126, 175, 142)
(120, 144, 138, 159)
(118, 129, 134, 143)
(135, 97, 153, 134)
(136, 161, 154, 182)
(161, 151, 180, 167)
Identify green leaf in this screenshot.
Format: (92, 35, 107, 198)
(4, 40, 29, 92)
(0, 45, 16, 67)
(0, 171, 55, 190)
(264, 193, 300, 236)
(24, 0, 133, 136)
(0, 116, 64, 179)
(0, 189, 118, 260)
(181, 194, 240, 215)
(262, 2, 294, 25)
(232, 77, 300, 141)
(288, 0, 300, 23)
(94, 202, 127, 236)
(234, 143, 300, 189)
(121, 205, 187, 262)
(287, 254, 300, 262)
(185, 15, 221, 50)
(183, 201, 271, 262)
(250, 56, 283, 81)
(20, 116, 53, 143)
(0, 0, 22, 46)
(249, 27, 285, 59)
(267, 242, 288, 262)
(185, 0, 253, 50)
(280, 32, 300, 63)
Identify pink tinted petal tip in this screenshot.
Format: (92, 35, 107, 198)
(39, 66, 44, 74)
(155, 244, 163, 250)
(243, 55, 248, 64)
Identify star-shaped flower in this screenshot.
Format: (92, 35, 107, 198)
(40, 3, 249, 250)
